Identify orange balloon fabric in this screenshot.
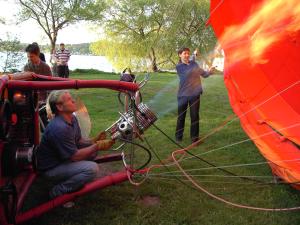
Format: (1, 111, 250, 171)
(210, 0, 300, 188)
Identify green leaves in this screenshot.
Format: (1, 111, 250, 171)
(0, 35, 25, 73)
(91, 0, 216, 72)
(17, 0, 107, 51)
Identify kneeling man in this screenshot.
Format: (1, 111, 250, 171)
(37, 90, 114, 198)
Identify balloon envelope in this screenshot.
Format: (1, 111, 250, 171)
(210, 0, 300, 187)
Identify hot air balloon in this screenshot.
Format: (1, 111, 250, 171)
(209, 0, 300, 188)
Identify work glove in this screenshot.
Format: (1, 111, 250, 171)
(96, 139, 115, 151)
(92, 131, 107, 143)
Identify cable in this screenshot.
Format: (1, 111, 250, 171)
(151, 123, 267, 184)
(143, 136, 201, 191)
(131, 101, 278, 184)
(118, 137, 152, 171)
(171, 149, 300, 211)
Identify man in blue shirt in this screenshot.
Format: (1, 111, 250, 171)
(175, 47, 214, 144)
(37, 90, 114, 199)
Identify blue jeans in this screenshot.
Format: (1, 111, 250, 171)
(44, 161, 99, 198)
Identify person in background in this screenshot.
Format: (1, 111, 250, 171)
(37, 90, 115, 199)
(50, 48, 58, 76)
(23, 43, 52, 102)
(175, 47, 215, 144)
(55, 43, 71, 78)
(32, 42, 46, 62)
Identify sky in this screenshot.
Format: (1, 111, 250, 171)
(0, 0, 101, 44)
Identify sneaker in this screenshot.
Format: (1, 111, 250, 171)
(63, 201, 75, 208)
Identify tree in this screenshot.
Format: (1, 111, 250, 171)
(90, 39, 148, 71)
(0, 35, 25, 73)
(91, 0, 176, 72)
(91, 0, 216, 72)
(18, 0, 106, 52)
(165, 0, 216, 64)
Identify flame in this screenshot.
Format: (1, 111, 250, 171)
(219, 0, 300, 65)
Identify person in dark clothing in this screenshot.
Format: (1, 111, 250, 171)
(175, 47, 215, 144)
(39, 52, 46, 62)
(24, 44, 51, 75)
(24, 43, 52, 102)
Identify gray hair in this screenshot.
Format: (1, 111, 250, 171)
(47, 90, 69, 115)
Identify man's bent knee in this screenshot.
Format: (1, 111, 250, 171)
(80, 161, 99, 181)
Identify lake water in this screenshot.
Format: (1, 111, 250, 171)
(1, 52, 224, 73)
(0, 52, 115, 72)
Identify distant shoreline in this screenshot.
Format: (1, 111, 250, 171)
(0, 53, 115, 73)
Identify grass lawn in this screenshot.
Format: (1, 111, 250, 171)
(24, 71, 300, 225)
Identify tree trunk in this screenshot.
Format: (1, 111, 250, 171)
(150, 47, 158, 72)
(51, 41, 56, 54)
(50, 32, 58, 53)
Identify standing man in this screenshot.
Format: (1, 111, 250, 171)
(24, 43, 52, 76)
(24, 43, 52, 102)
(37, 90, 114, 199)
(175, 47, 214, 144)
(56, 43, 71, 78)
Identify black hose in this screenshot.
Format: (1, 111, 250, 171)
(118, 137, 152, 170)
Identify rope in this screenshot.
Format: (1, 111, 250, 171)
(150, 158, 300, 175)
(182, 122, 300, 160)
(128, 79, 300, 188)
(171, 149, 300, 211)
